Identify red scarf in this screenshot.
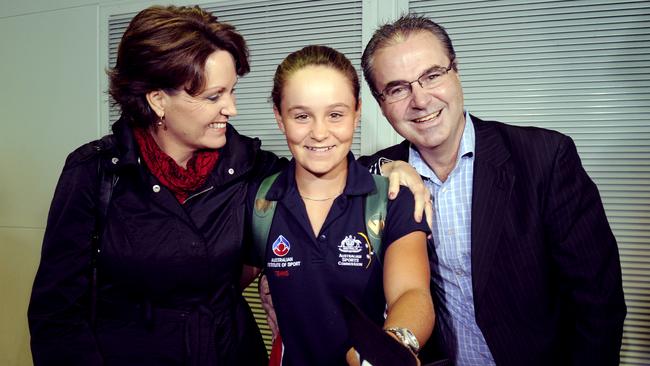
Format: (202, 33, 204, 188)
(133, 127, 219, 203)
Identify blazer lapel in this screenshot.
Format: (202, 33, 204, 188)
(470, 117, 514, 301)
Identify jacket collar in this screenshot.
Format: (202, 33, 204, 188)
(210, 124, 261, 185)
(471, 114, 510, 169)
(107, 116, 140, 173)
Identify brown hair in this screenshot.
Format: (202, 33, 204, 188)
(271, 45, 360, 113)
(108, 5, 249, 128)
(361, 14, 457, 100)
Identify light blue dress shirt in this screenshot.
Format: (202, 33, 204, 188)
(409, 112, 495, 365)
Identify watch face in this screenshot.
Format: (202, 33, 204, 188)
(387, 327, 420, 353)
(402, 329, 419, 351)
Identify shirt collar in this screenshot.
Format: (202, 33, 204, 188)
(408, 110, 475, 181)
(267, 152, 375, 201)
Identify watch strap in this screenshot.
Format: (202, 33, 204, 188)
(385, 327, 420, 354)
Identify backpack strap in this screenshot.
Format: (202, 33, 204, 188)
(251, 172, 280, 268)
(365, 175, 388, 265)
(90, 134, 118, 326)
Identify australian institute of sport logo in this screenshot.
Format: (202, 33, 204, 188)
(272, 235, 291, 257)
(268, 235, 301, 272)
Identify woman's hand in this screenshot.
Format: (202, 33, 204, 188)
(381, 161, 433, 230)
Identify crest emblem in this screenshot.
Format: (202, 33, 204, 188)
(338, 235, 363, 253)
(272, 235, 291, 257)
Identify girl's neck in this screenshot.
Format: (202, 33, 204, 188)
(295, 161, 348, 237)
(294, 162, 348, 201)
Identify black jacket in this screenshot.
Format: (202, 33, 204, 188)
(28, 118, 283, 365)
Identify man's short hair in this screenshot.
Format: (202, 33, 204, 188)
(361, 14, 457, 100)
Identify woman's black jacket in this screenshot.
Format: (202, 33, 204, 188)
(28, 118, 282, 365)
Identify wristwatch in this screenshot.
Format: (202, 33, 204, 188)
(385, 327, 420, 354)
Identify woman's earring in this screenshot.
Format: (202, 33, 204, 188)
(157, 115, 167, 131)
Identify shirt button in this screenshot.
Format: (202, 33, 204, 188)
(111, 157, 119, 164)
(441, 187, 448, 193)
(152, 185, 161, 193)
(455, 268, 463, 276)
(228, 168, 235, 175)
(319, 234, 326, 241)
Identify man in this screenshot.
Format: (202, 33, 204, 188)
(357, 14, 626, 366)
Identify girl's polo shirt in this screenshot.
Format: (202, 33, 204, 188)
(263, 155, 430, 366)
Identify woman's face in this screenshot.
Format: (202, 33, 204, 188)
(274, 65, 360, 179)
(149, 50, 238, 158)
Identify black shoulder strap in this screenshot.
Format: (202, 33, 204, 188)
(90, 134, 117, 326)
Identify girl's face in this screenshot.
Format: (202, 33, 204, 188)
(274, 65, 360, 179)
(147, 50, 238, 160)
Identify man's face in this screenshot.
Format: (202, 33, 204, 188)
(372, 31, 465, 156)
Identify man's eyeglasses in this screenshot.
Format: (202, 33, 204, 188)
(376, 61, 455, 104)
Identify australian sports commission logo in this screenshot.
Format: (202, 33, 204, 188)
(338, 235, 363, 253)
(337, 233, 372, 268)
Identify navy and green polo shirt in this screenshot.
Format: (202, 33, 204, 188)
(260, 153, 430, 366)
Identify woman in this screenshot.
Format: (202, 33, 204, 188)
(28, 6, 275, 365)
(254, 45, 434, 366)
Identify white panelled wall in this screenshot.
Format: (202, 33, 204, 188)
(0, 0, 645, 364)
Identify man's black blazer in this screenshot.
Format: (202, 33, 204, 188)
(358, 115, 626, 366)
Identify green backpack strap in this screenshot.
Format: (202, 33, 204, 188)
(365, 175, 389, 265)
(251, 172, 280, 267)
